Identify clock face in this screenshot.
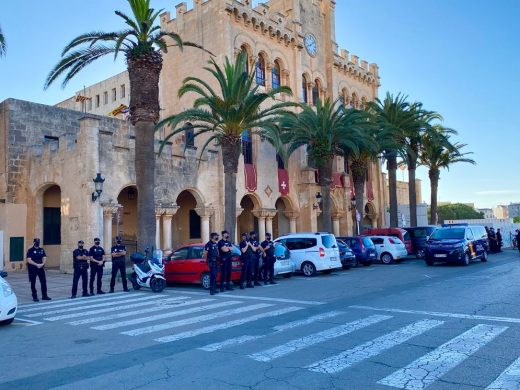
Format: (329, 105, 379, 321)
(304, 34, 318, 56)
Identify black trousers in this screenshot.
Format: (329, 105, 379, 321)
(110, 259, 128, 291)
(220, 258, 232, 287)
(72, 264, 88, 296)
(28, 266, 48, 299)
(263, 257, 275, 282)
(208, 260, 218, 292)
(252, 255, 261, 282)
(89, 263, 104, 293)
(240, 256, 252, 285)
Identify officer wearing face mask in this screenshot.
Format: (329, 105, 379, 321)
(26, 238, 51, 302)
(249, 231, 261, 286)
(205, 232, 220, 295)
(110, 236, 129, 293)
(218, 230, 234, 292)
(261, 233, 277, 285)
(89, 237, 106, 295)
(71, 240, 90, 298)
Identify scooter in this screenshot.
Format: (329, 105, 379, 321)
(129, 248, 166, 293)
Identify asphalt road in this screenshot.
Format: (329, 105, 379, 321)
(1, 251, 520, 390)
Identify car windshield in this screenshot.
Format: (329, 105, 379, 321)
(321, 234, 336, 248)
(430, 228, 465, 240)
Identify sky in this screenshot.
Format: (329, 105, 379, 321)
(1, 0, 519, 209)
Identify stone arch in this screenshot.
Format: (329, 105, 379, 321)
(173, 187, 206, 208)
(115, 185, 138, 245)
(362, 201, 378, 229)
(238, 194, 263, 236)
(273, 196, 297, 238)
(173, 190, 203, 247)
(34, 183, 63, 268)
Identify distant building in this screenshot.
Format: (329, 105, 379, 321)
(508, 203, 520, 219)
(493, 205, 509, 219)
(477, 208, 494, 219)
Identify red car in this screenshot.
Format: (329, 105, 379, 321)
(361, 228, 413, 255)
(164, 243, 242, 289)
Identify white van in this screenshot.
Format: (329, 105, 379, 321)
(274, 233, 341, 276)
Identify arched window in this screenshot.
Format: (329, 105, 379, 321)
(240, 45, 249, 74)
(242, 130, 253, 165)
(351, 93, 357, 109)
(255, 56, 266, 86)
(361, 97, 367, 111)
(312, 79, 320, 105)
(302, 75, 308, 104)
(272, 60, 281, 89)
(185, 122, 195, 148)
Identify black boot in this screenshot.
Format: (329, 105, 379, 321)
(226, 284, 234, 291)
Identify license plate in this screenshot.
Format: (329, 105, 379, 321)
(434, 254, 447, 258)
(369, 253, 376, 258)
(330, 257, 337, 261)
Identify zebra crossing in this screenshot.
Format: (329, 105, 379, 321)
(15, 292, 520, 389)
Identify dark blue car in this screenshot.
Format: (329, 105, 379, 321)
(424, 225, 489, 266)
(404, 226, 437, 258)
(337, 240, 357, 269)
(337, 237, 377, 267)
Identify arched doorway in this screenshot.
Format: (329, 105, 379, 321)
(174, 190, 201, 246)
(361, 202, 376, 230)
(42, 185, 61, 268)
(115, 186, 138, 251)
(274, 198, 290, 238)
(238, 195, 258, 236)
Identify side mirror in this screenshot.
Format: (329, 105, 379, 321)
(0, 271, 7, 278)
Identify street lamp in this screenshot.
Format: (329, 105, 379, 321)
(349, 196, 357, 211)
(313, 192, 322, 210)
(91, 173, 105, 202)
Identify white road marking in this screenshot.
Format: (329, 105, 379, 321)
(68, 298, 211, 326)
(249, 314, 392, 362)
(92, 300, 241, 331)
(13, 317, 43, 325)
(199, 310, 344, 352)
(122, 303, 273, 336)
(486, 356, 520, 390)
(350, 305, 520, 324)
(24, 295, 165, 317)
(378, 324, 508, 390)
(43, 296, 173, 321)
(179, 291, 324, 305)
(155, 306, 302, 343)
(306, 319, 444, 374)
(17, 293, 129, 313)
(423, 274, 432, 279)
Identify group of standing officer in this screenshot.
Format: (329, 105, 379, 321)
(204, 230, 277, 295)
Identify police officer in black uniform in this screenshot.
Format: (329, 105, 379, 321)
(218, 230, 234, 292)
(89, 237, 106, 295)
(71, 240, 90, 298)
(26, 238, 51, 302)
(110, 236, 129, 293)
(239, 233, 253, 289)
(205, 232, 220, 295)
(261, 233, 277, 285)
(249, 231, 262, 286)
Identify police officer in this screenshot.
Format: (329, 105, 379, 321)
(249, 231, 262, 286)
(261, 233, 277, 285)
(110, 236, 129, 293)
(205, 232, 220, 295)
(218, 230, 234, 292)
(26, 238, 51, 302)
(516, 230, 520, 254)
(239, 233, 253, 289)
(71, 240, 90, 298)
(89, 237, 106, 295)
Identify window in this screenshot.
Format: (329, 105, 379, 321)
(361, 97, 367, 111)
(466, 229, 474, 240)
(371, 237, 384, 245)
(171, 247, 189, 261)
(302, 75, 308, 103)
(189, 246, 204, 259)
(362, 237, 376, 248)
(240, 45, 249, 74)
(43, 207, 61, 245)
(95, 95, 100, 108)
(272, 61, 281, 89)
(185, 123, 195, 148)
(312, 80, 320, 105)
(242, 130, 253, 165)
(350, 94, 357, 109)
(339, 95, 345, 106)
(430, 228, 465, 240)
(255, 56, 266, 86)
(87, 99, 92, 111)
(276, 153, 285, 169)
(120, 84, 126, 98)
(344, 159, 350, 174)
(285, 238, 317, 250)
(103, 91, 108, 105)
(321, 235, 337, 248)
(189, 210, 201, 239)
(112, 88, 117, 101)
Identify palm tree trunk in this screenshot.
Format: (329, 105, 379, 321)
(127, 51, 162, 252)
(318, 159, 334, 233)
(387, 151, 398, 227)
(429, 168, 440, 225)
(221, 138, 242, 241)
(351, 160, 367, 235)
(408, 156, 417, 227)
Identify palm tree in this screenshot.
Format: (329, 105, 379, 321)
(419, 126, 475, 224)
(45, 0, 203, 251)
(368, 93, 416, 227)
(157, 53, 294, 240)
(281, 99, 367, 232)
(0, 25, 6, 57)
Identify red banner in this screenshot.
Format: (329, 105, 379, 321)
(278, 169, 290, 196)
(244, 163, 257, 192)
(331, 172, 343, 190)
(366, 167, 375, 201)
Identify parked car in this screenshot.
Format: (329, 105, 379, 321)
(0, 271, 17, 325)
(361, 228, 413, 255)
(164, 243, 242, 289)
(258, 242, 295, 279)
(424, 225, 489, 266)
(368, 236, 409, 265)
(274, 232, 341, 276)
(337, 240, 357, 269)
(337, 236, 377, 266)
(404, 226, 437, 258)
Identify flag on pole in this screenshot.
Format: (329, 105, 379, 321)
(108, 104, 129, 117)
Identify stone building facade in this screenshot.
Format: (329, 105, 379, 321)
(1, 0, 390, 272)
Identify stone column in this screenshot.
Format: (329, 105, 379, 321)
(252, 209, 277, 241)
(195, 206, 215, 243)
(161, 206, 179, 251)
(264, 210, 278, 237)
(101, 203, 120, 249)
(285, 211, 299, 233)
(332, 212, 342, 237)
(155, 206, 166, 249)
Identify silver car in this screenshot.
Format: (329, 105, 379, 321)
(259, 242, 295, 280)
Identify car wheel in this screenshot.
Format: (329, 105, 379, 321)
(201, 273, 211, 289)
(481, 250, 488, 262)
(301, 262, 316, 277)
(282, 272, 293, 278)
(416, 249, 425, 259)
(322, 269, 332, 274)
(381, 253, 394, 265)
(150, 277, 166, 293)
(0, 317, 14, 325)
(463, 252, 471, 266)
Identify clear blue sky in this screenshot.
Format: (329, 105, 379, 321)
(1, 0, 518, 208)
